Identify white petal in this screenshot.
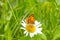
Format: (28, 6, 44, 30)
(36, 28, 42, 34)
(24, 31, 28, 36)
(22, 20, 26, 24)
(35, 20, 40, 25)
(22, 20, 25, 23)
(37, 24, 42, 27)
(20, 27, 25, 30)
(33, 32, 37, 35)
(30, 33, 34, 38)
(26, 32, 28, 36)
(21, 20, 26, 27)
(21, 23, 26, 27)
(24, 31, 27, 34)
(35, 20, 41, 27)
(38, 28, 42, 31)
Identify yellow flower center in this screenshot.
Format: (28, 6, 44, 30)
(26, 24, 36, 33)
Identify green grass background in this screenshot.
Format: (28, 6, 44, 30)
(0, 0, 60, 40)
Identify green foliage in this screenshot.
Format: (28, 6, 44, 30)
(0, 0, 60, 40)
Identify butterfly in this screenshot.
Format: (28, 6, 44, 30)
(26, 14, 35, 24)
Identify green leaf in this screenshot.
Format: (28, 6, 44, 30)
(52, 25, 60, 40)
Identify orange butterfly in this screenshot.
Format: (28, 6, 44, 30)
(26, 14, 35, 24)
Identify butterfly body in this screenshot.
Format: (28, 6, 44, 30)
(26, 14, 35, 24)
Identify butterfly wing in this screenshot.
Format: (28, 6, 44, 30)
(26, 14, 35, 24)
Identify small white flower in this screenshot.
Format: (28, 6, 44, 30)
(21, 20, 42, 38)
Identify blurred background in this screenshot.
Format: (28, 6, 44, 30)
(0, 0, 60, 40)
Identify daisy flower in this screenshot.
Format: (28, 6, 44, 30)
(21, 20, 42, 38)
